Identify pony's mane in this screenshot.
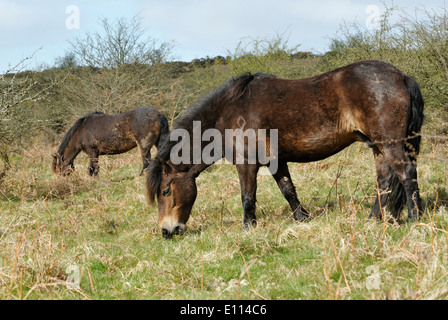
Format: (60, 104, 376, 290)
(157, 72, 275, 161)
(56, 112, 104, 157)
(145, 72, 276, 203)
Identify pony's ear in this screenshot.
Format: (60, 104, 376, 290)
(187, 167, 200, 179)
(158, 158, 173, 174)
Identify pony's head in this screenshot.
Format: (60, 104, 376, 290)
(52, 116, 89, 176)
(146, 158, 198, 239)
(51, 152, 74, 176)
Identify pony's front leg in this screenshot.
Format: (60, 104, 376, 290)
(236, 164, 259, 229)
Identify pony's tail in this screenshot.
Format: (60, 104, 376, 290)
(388, 75, 425, 216)
(155, 113, 170, 151)
(403, 75, 425, 163)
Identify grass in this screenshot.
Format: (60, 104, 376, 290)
(0, 131, 447, 300)
(2, 6, 448, 301)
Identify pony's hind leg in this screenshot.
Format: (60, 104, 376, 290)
(271, 161, 309, 221)
(138, 138, 157, 175)
(236, 164, 259, 229)
(370, 146, 393, 220)
(381, 143, 422, 221)
(86, 148, 100, 176)
(140, 146, 152, 175)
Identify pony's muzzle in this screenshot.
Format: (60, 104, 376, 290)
(161, 223, 187, 239)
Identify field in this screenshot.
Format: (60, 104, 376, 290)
(2, 6, 448, 300)
(0, 130, 447, 300)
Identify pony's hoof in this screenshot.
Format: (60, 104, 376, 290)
(407, 214, 420, 222)
(407, 207, 421, 222)
(243, 219, 257, 230)
(368, 212, 383, 221)
(294, 208, 310, 222)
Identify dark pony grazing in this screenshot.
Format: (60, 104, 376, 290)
(146, 60, 424, 239)
(52, 106, 169, 176)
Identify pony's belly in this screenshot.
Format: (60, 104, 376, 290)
(98, 138, 137, 155)
(278, 133, 359, 162)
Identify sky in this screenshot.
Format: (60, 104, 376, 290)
(0, 0, 445, 73)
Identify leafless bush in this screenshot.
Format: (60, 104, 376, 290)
(69, 16, 173, 69)
(0, 51, 55, 179)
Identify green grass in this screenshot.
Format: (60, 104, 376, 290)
(0, 135, 447, 300)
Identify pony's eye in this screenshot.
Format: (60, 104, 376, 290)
(162, 187, 171, 196)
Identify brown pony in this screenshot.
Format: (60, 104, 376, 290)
(52, 106, 169, 176)
(146, 61, 424, 239)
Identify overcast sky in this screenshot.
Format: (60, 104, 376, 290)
(0, 0, 445, 73)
